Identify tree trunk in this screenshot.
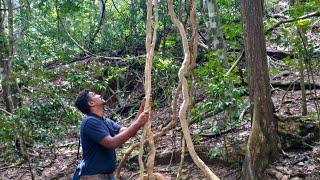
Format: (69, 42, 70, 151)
(205, 0, 226, 65)
(1, 0, 14, 113)
(240, 0, 279, 179)
(293, 0, 307, 116)
(297, 52, 307, 115)
(205, 0, 236, 131)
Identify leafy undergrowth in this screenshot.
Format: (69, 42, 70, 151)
(1, 69, 319, 179)
(1, 40, 320, 180)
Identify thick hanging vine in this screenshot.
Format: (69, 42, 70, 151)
(168, 0, 220, 179)
(138, 0, 159, 179)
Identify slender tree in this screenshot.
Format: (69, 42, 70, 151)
(240, 0, 279, 179)
(297, 40, 308, 115)
(294, 0, 308, 115)
(1, 0, 14, 113)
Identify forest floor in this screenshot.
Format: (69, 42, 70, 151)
(0, 68, 319, 180)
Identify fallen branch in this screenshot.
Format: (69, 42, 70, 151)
(271, 79, 320, 90)
(266, 11, 320, 33)
(271, 70, 293, 81)
(44, 54, 146, 69)
(0, 107, 12, 115)
(128, 143, 246, 166)
(0, 165, 28, 171)
(225, 50, 244, 76)
(191, 121, 249, 139)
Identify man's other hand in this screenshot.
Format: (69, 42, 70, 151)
(137, 110, 149, 127)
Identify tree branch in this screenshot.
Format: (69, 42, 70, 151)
(266, 11, 320, 33)
(0, 5, 25, 11)
(111, 0, 122, 15)
(89, 0, 106, 48)
(225, 49, 244, 76)
(0, 107, 12, 115)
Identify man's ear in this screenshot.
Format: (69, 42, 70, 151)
(88, 100, 94, 107)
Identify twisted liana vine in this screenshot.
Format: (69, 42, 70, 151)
(168, 0, 220, 179)
(138, 0, 159, 179)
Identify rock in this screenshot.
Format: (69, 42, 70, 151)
(276, 115, 320, 149)
(285, 169, 293, 175)
(276, 166, 285, 171)
(266, 169, 284, 180)
(275, 172, 284, 179)
(311, 145, 320, 157)
(290, 177, 303, 180)
(307, 164, 316, 171)
(281, 175, 289, 180)
(297, 162, 304, 166)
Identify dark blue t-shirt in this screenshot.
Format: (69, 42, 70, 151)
(79, 113, 122, 175)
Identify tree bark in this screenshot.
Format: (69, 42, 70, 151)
(297, 27, 319, 116)
(240, 0, 279, 179)
(1, 0, 14, 113)
(297, 50, 307, 115)
(205, 0, 226, 64)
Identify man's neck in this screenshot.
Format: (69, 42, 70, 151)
(90, 108, 104, 117)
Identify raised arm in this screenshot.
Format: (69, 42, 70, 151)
(99, 111, 149, 149)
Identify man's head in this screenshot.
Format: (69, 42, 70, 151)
(75, 89, 106, 115)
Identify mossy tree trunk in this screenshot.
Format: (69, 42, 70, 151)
(205, 0, 226, 65)
(240, 0, 279, 179)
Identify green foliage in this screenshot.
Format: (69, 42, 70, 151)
(217, 0, 242, 49)
(0, 96, 81, 160)
(62, 61, 112, 92)
(153, 54, 179, 104)
(192, 57, 246, 129)
(263, 3, 320, 110)
(209, 146, 227, 160)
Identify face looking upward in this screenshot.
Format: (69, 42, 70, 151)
(88, 91, 106, 108)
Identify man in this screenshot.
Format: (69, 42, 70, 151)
(74, 89, 149, 180)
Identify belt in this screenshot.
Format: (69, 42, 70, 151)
(80, 172, 114, 180)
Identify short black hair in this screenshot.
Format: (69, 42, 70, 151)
(75, 89, 91, 115)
